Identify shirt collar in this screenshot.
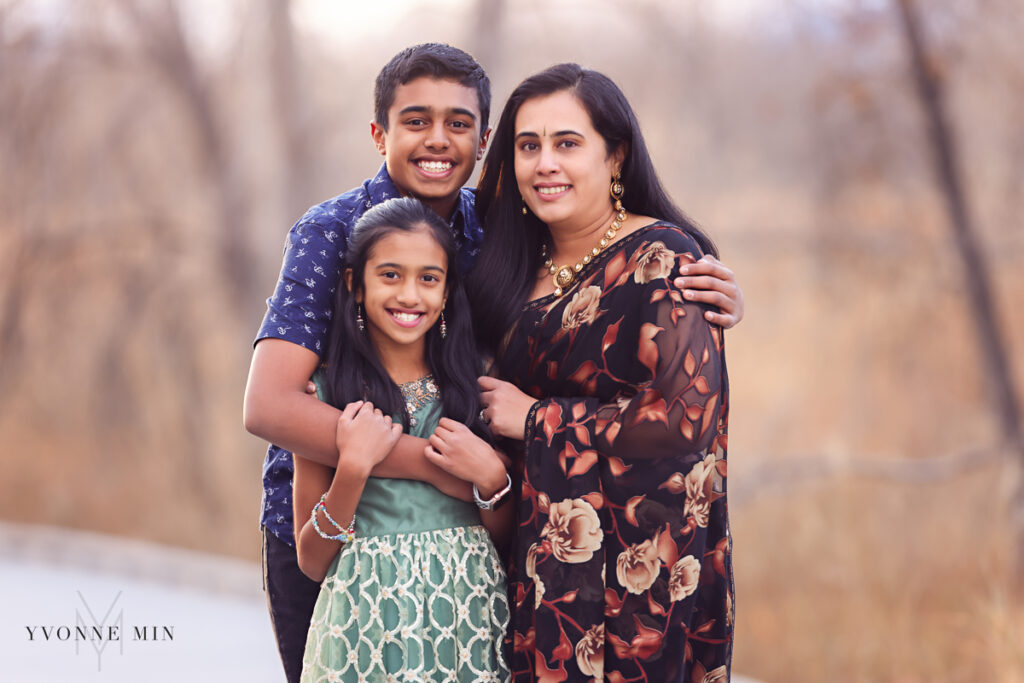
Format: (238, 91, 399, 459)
(366, 164, 402, 206)
(366, 163, 479, 241)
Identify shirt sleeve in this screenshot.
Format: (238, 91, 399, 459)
(255, 216, 348, 356)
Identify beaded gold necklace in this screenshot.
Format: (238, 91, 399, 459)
(542, 207, 627, 297)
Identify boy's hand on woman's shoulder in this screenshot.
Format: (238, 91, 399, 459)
(674, 254, 745, 329)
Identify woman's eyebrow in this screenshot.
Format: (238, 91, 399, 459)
(514, 129, 582, 140)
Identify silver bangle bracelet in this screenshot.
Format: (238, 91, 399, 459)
(473, 472, 512, 511)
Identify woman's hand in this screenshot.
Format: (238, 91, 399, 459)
(424, 418, 508, 496)
(334, 400, 402, 477)
(673, 254, 745, 329)
(478, 376, 537, 441)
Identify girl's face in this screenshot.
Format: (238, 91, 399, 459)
(354, 227, 448, 361)
(513, 90, 622, 232)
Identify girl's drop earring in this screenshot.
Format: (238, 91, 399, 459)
(439, 311, 447, 339)
(356, 304, 365, 332)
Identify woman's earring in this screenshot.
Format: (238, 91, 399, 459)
(356, 304, 365, 332)
(522, 203, 528, 216)
(439, 311, 447, 339)
(610, 172, 625, 211)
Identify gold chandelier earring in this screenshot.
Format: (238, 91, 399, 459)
(610, 171, 625, 211)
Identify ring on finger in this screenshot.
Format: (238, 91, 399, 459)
(479, 408, 490, 425)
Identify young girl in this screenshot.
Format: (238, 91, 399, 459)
(292, 197, 512, 682)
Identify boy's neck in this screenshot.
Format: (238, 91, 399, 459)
(417, 194, 458, 223)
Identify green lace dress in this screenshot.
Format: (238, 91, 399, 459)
(300, 376, 510, 682)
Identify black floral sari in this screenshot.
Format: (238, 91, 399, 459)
(500, 224, 733, 682)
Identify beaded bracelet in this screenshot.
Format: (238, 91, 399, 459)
(311, 493, 356, 542)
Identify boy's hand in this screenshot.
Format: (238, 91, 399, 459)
(335, 401, 402, 476)
(674, 255, 745, 329)
(425, 418, 508, 496)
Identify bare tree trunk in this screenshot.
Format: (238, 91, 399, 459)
(119, 0, 259, 322)
(894, 0, 1024, 590)
(470, 0, 506, 92)
(0, 237, 32, 403)
(266, 0, 314, 224)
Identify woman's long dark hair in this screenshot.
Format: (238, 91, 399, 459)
(320, 197, 488, 438)
(468, 63, 718, 356)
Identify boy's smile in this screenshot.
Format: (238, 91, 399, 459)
(372, 77, 490, 220)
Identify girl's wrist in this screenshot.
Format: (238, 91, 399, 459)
(474, 457, 510, 498)
(335, 451, 372, 481)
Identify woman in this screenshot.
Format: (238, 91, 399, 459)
(469, 64, 733, 681)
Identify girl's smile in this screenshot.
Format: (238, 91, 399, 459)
(353, 229, 448, 368)
(388, 308, 427, 327)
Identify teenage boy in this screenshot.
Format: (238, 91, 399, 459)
(244, 43, 745, 682)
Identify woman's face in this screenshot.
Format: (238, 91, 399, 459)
(513, 90, 621, 232)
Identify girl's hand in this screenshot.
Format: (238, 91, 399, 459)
(335, 400, 402, 477)
(478, 376, 537, 441)
(673, 254, 745, 329)
(424, 418, 508, 496)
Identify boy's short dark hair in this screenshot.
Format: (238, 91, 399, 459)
(374, 43, 491, 137)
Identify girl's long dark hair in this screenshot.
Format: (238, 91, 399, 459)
(320, 197, 488, 438)
(468, 63, 718, 356)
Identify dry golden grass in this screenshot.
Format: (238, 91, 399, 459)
(731, 458, 1024, 682)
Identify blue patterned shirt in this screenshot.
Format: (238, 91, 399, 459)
(255, 164, 482, 545)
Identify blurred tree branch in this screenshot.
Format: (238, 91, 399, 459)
(731, 445, 1006, 508)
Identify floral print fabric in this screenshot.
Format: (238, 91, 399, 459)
(500, 225, 733, 682)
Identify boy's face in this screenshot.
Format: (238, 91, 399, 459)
(372, 77, 489, 214)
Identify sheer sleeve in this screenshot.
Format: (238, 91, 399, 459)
(526, 283, 724, 465)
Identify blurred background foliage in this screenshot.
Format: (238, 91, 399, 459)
(2, 0, 1023, 679)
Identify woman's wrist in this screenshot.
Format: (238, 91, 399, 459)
(522, 400, 542, 443)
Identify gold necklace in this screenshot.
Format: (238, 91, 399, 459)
(542, 208, 627, 297)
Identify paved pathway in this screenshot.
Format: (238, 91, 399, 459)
(1, 522, 280, 682)
(0, 521, 763, 682)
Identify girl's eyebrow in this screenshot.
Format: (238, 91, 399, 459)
(374, 263, 446, 273)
